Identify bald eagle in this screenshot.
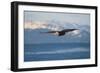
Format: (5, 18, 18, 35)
(42, 29, 79, 36)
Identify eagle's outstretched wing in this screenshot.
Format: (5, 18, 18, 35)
(61, 29, 78, 32)
(41, 29, 79, 36)
(43, 31, 59, 33)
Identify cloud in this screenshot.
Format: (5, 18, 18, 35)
(24, 22, 47, 29)
(24, 21, 64, 31)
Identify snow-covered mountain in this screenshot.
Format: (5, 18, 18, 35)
(24, 20, 90, 44)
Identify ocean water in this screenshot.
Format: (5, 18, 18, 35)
(24, 43, 90, 62)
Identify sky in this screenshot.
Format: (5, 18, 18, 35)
(24, 11, 90, 26)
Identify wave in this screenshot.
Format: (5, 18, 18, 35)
(25, 48, 89, 55)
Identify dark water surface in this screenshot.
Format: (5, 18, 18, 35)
(24, 43, 90, 62)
